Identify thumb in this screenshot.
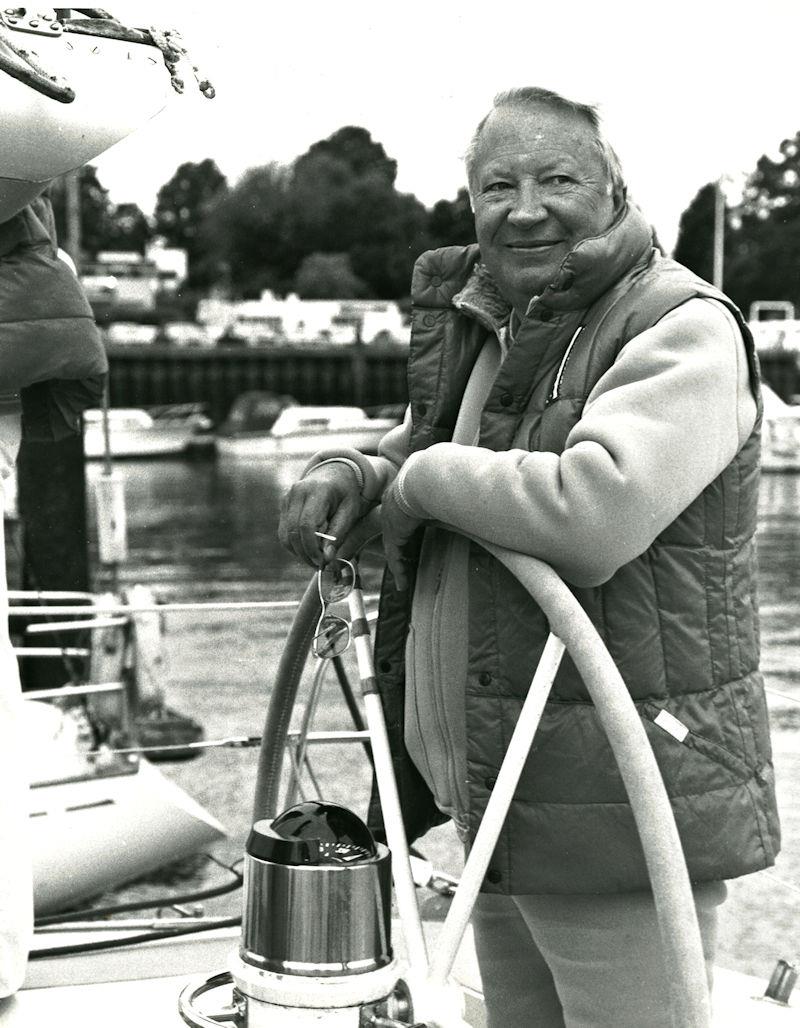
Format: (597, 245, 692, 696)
(382, 539, 408, 592)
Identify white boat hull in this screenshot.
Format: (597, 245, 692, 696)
(83, 425, 200, 459)
(82, 408, 212, 459)
(30, 759, 226, 916)
(216, 421, 398, 459)
(760, 386, 800, 472)
(761, 441, 800, 473)
(0, 25, 175, 221)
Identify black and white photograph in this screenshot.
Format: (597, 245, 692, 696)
(0, 3, 797, 1025)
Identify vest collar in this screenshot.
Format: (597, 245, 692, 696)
(452, 201, 654, 325)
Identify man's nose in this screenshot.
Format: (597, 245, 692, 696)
(507, 181, 548, 226)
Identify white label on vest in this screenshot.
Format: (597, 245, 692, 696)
(654, 709, 690, 742)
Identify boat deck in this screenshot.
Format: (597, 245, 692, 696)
(2, 919, 794, 1026)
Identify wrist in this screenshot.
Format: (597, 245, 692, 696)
(394, 454, 424, 517)
(305, 457, 364, 491)
(303, 448, 382, 502)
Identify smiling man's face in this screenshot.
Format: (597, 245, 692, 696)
(471, 103, 619, 317)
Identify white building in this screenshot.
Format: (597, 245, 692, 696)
(197, 292, 409, 346)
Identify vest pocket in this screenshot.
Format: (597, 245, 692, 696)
(642, 702, 752, 780)
(403, 624, 439, 794)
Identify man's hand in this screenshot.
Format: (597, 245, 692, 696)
(381, 479, 424, 591)
(278, 464, 364, 567)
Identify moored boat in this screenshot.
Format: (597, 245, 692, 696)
(761, 384, 800, 472)
(83, 406, 213, 460)
(23, 695, 226, 917)
(216, 393, 401, 459)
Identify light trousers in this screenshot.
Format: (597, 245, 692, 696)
(471, 881, 726, 1028)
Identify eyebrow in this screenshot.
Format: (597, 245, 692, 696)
(477, 153, 581, 182)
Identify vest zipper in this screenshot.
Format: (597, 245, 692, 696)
(430, 535, 462, 819)
(548, 325, 584, 403)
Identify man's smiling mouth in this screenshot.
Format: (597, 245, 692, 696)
(506, 241, 562, 250)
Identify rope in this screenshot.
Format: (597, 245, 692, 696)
(765, 685, 800, 707)
(0, 10, 215, 103)
(147, 25, 215, 99)
(0, 21, 74, 102)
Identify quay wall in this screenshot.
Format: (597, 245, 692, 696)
(105, 343, 411, 424)
(103, 345, 799, 425)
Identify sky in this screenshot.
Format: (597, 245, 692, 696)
(89, 0, 800, 253)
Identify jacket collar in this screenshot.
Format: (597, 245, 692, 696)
(453, 201, 654, 326)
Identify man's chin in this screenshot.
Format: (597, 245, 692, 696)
(510, 268, 556, 303)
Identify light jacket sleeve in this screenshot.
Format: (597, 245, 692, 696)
(395, 298, 756, 587)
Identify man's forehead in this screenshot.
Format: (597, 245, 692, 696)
(471, 104, 605, 181)
(480, 103, 595, 149)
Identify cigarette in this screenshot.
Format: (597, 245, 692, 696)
(315, 531, 337, 542)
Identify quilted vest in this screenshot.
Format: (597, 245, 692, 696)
(0, 197, 107, 441)
(370, 203, 780, 894)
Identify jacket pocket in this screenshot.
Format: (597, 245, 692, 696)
(642, 702, 752, 781)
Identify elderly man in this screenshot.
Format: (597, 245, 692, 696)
(278, 86, 779, 1027)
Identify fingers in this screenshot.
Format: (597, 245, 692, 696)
(278, 481, 331, 566)
(325, 496, 362, 559)
(278, 467, 363, 567)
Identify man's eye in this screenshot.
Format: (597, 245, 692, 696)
(483, 181, 511, 194)
(547, 175, 573, 186)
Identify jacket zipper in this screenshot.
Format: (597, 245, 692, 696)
(429, 533, 468, 826)
(549, 325, 584, 403)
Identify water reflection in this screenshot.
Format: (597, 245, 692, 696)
(86, 456, 380, 601)
(87, 457, 300, 597)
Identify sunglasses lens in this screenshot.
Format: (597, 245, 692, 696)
(318, 559, 355, 603)
(313, 613, 351, 659)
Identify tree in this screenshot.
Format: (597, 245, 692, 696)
(294, 253, 367, 299)
(286, 127, 429, 298)
(674, 130, 800, 313)
(672, 182, 717, 284)
(427, 188, 476, 248)
(49, 165, 114, 259)
(740, 135, 800, 220)
(203, 163, 294, 297)
(154, 159, 228, 285)
(105, 202, 152, 254)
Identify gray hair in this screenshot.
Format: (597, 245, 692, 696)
(465, 86, 626, 202)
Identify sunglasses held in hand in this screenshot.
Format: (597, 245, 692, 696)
(313, 557, 356, 659)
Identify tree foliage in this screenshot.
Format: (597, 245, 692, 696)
(104, 202, 152, 254)
(56, 128, 488, 302)
(50, 165, 115, 258)
(203, 163, 293, 297)
(294, 253, 367, 299)
(286, 127, 429, 298)
(672, 182, 716, 285)
(674, 130, 800, 314)
(427, 188, 476, 249)
(154, 158, 228, 285)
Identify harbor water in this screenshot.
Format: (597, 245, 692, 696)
(84, 457, 800, 982)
